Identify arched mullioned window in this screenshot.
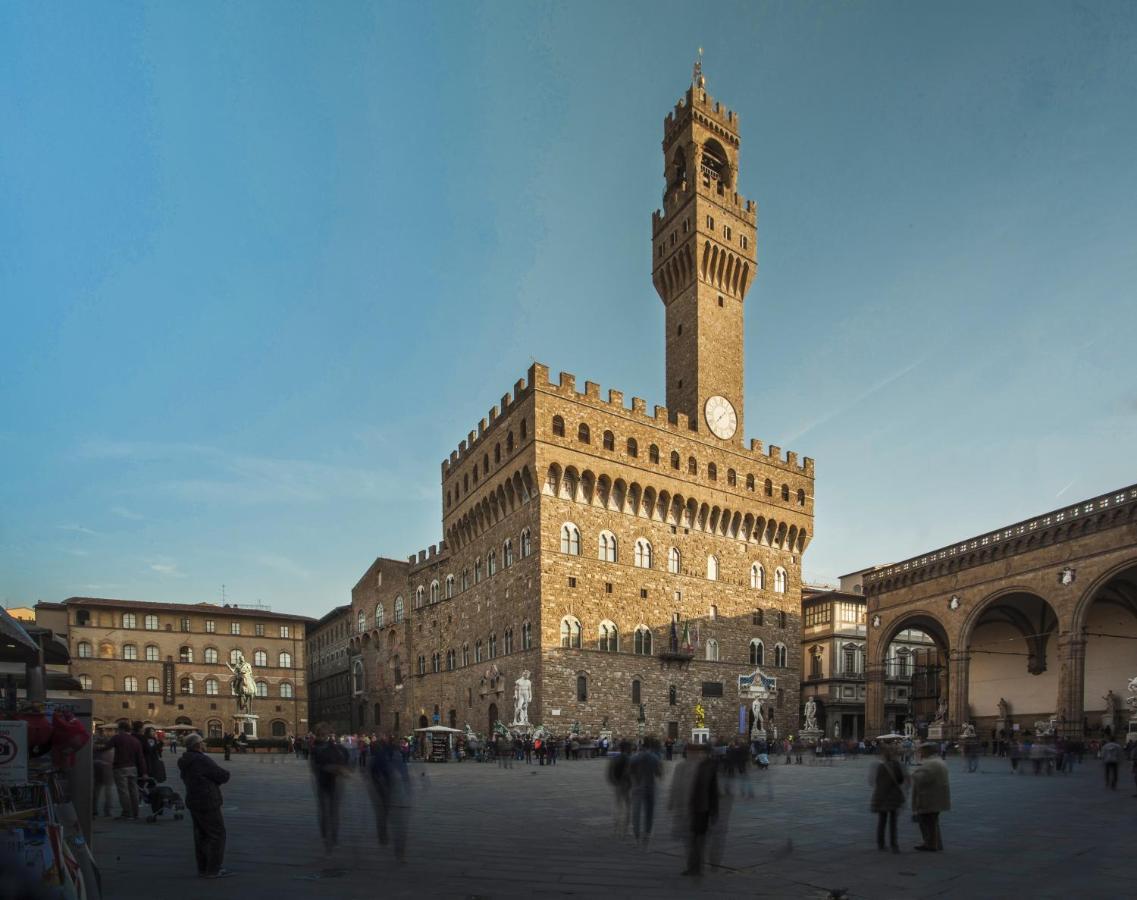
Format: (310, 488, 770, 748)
(445, 575, 454, 599)
(649, 444, 660, 464)
(707, 463, 717, 481)
(506, 432, 514, 452)
(634, 538, 653, 569)
(503, 539, 513, 567)
(781, 484, 790, 502)
(603, 430, 615, 451)
(727, 468, 736, 487)
(578, 423, 590, 444)
(520, 528, 532, 558)
(394, 596, 404, 623)
(797, 488, 806, 506)
(764, 478, 773, 496)
(687, 456, 697, 475)
(746, 474, 755, 491)
(751, 563, 765, 590)
(670, 451, 680, 470)
(488, 551, 497, 576)
(774, 643, 788, 668)
(707, 555, 719, 581)
(552, 416, 565, 437)
(599, 621, 618, 653)
(705, 639, 719, 662)
(475, 558, 483, 583)
(430, 580, 440, 603)
(560, 523, 581, 555)
(668, 547, 681, 574)
(750, 639, 764, 666)
(577, 675, 588, 701)
(522, 622, 532, 650)
(560, 617, 582, 649)
(415, 586, 424, 608)
(774, 567, 787, 593)
(599, 531, 617, 563)
(626, 438, 638, 458)
(634, 626, 653, 656)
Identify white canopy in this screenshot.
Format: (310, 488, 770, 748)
(414, 725, 463, 733)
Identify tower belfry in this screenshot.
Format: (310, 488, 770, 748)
(651, 62, 757, 444)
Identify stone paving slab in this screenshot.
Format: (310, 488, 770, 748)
(91, 752, 1135, 899)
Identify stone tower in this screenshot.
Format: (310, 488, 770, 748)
(652, 59, 757, 445)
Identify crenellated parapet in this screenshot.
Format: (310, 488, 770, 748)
(441, 377, 533, 478)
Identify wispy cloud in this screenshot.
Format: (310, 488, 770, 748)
(149, 561, 187, 579)
(111, 506, 145, 521)
(58, 523, 99, 536)
(64, 548, 91, 557)
(782, 358, 925, 444)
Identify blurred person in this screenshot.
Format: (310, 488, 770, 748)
(108, 720, 147, 819)
(178, 733, 232, 878)
(910, 742, 950, 851)
(1101, 737, 1122, 790)
(607, 740, 633, 838)
(629, 738, 663, 845)
(368, 736, 412, 862)
(92, 730, 115, 817)
(141, 726, 166, 783)
(870, 744, 907, 853)
(679, 742, 719, 876)
(310, 723, 350, 853)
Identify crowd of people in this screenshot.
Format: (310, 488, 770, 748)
(91, 719, 1137, 881)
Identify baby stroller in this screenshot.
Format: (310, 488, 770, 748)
(138, 776, 186, 823)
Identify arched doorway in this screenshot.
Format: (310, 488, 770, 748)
(871, 613, 950, 738)
(963, 590, 1059, 739)
(1077, 561, 1137, 740)
(487, 702, 498, 735)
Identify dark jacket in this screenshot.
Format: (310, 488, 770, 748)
(108, 732, 147, 776)
(178, 748, 230, 811)
(688, 756, 719, 832)
(310, 739, 348, 792)
(870, 758, 907, 812)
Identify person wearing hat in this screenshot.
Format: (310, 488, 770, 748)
(178, 732, 233, 878)
(910, 741, 951, 851)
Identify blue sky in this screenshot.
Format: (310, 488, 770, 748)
(2, 1, 1135, 615)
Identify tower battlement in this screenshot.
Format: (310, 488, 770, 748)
(665, 86, 740, 145)
(652, 182, 756, 234)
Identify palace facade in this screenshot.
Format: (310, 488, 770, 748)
(40, 597, 313, 739)
(348, 65, 815, 742)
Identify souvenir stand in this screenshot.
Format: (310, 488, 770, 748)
(0, 608, 99, 898)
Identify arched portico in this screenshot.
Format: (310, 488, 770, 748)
(1071, 559, 1137, 738)
(866, 611, 950, 738)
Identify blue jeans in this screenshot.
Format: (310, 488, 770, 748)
(632, 788, 655, 838)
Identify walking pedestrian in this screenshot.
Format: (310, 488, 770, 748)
(1101, 738, 1122, 790)
(222, 732, 232, 762)
(630, 738, 663, 845)
(108, 721, 147, 820)
(607, 741, 633, 838)
(368, 737, 412, 862)
(910, 742, 951, 852)
(310, 723, 350, 853)
(678, 742, 719, 876)
(178, 733, 232, 878)
(141, 727, 166, 784)
(871, 744, 907, 853)
(92, 731, 115, 817)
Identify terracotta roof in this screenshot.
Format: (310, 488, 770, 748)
(62, 596, 316, 623)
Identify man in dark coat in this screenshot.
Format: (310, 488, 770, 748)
(681, 743, 719, 875)
(108, 721, 147, 819)
(870, 744, 908, 852)
(178, 732, 232, 878)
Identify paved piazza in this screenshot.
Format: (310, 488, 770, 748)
(95, 752, 1131, 899)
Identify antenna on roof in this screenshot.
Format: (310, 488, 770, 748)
(221, 584, 227, 604)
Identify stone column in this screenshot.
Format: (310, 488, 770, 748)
(949, 649, 971, 737)
(1056, 634, 1087, 738)
(864, 662, 886, 738)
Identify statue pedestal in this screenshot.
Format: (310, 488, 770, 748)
(749, 727, 767, 743)
(233, 714, 259, 740)
(799, 727, 822, 745)
(927, 723, 946, 741)
(690, 728, 711, 745)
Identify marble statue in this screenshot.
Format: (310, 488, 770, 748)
(933, 697, 948, 724)
(513, 670, 532, 726)
(997, 697, 1009, 719)
(903, 720, 915, 738)
(694, 703, 706, 729)
(1034, 716, 1058, 737)
(1127, 676, 1137, 711)
(803, 696, 818, 731)
(751, 699, 764, 732)
(1103, 689, 1119, 716)
(225, 651, 257, 714)
(958, 722, 976, 739)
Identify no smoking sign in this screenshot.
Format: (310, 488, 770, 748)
(0, 721, 28, 784)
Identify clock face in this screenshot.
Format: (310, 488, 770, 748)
(704, 395, 737, 440)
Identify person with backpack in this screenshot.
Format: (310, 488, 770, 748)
(607, 740, 633, 838)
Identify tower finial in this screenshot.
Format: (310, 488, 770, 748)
(693, 48, 705, 88)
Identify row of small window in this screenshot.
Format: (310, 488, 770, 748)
(657, 217, 749, 254)
(561, 523, 788, 589)
(75, 642, 292, 668)
(356, 531, 536, 632)
(557, 617, 788, 664)
(549, 419, 806, 502)
(416, 624, 536, 675)
(447, 419, 529, 505)
(77, 674, 295, 698)
(79, 610, 291, 638)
